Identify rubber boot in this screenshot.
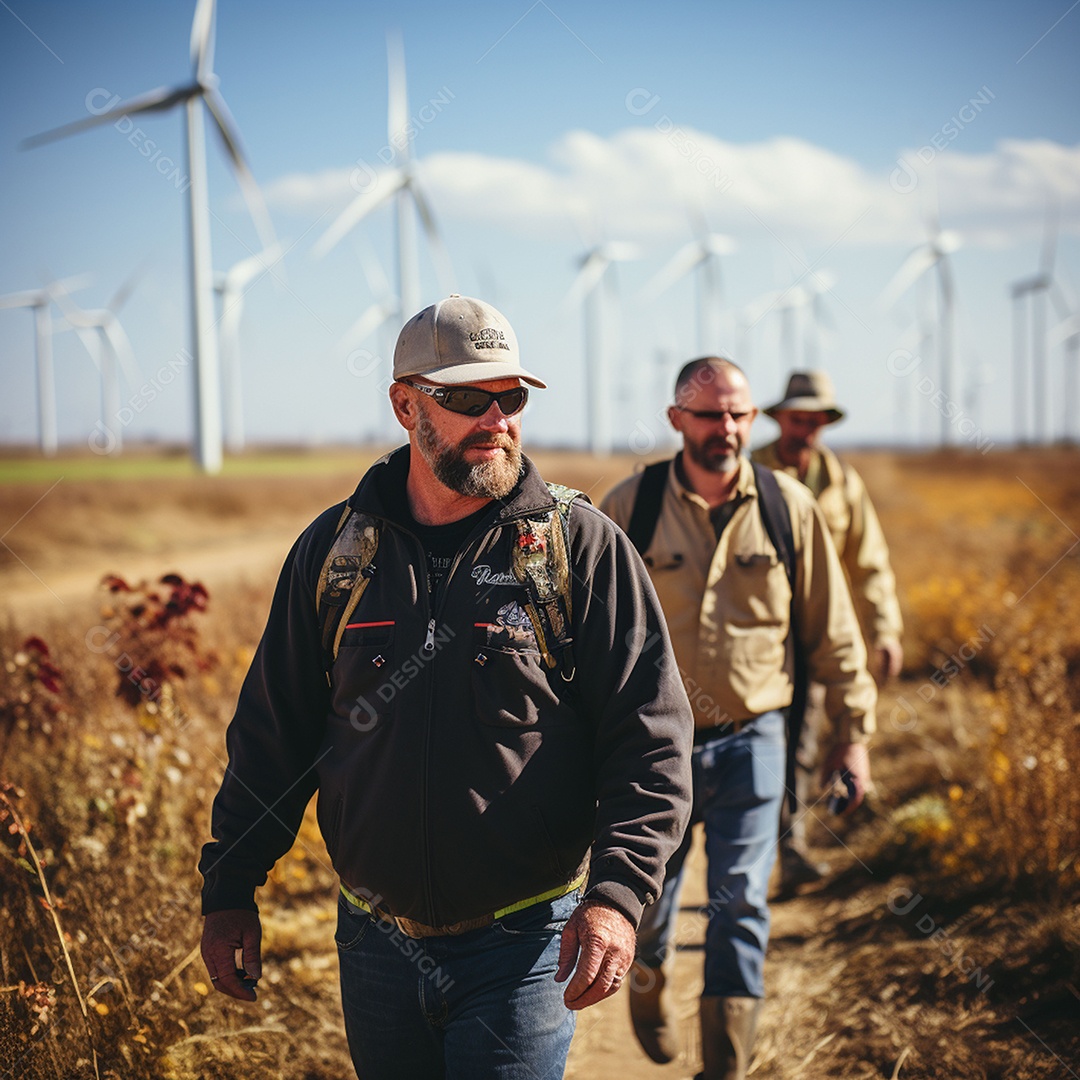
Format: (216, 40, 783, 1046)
(627, 960, 680, 1064)
(698, 996, 762, 1080)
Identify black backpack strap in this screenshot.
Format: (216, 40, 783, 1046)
(752, 463, 806, 814)
(511, 483, 586, 681)
(626, 460, 671, 556)
(316, 504, 380, 679)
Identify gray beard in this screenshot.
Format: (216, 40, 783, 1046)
(415, 408, 522, 500)
(686, 436, 741, 474)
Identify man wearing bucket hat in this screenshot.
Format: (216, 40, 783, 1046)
(753, 370, 903, 893)
(199, 295, 694, 1078)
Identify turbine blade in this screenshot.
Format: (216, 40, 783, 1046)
(340, 302, 397, 354)
(386, 30, 409, 161)
(351, 232, 394, 302)
(409, 181, 456, 294)
(229, 242, 285, 292)
(602, 241, 641, 263)
(1049, 312, 1080, 347)
(22, 84, 198, 148)
(204, 88, 279, 256)
(48, 279, 88, 322)
(807, 268, 836, 295)
(741, 288, 785, 327)
(63, 319, 102, 370)
(1048, 279, 1073, 322)
(936, 229, 962, 256)
(703, 233, 737, 257)
(107, 263, 144, 314)
(50, 272, 94, 296)
(878, 246, 938, 311)
(0, 290, 45, 309)
(191, 0, 216, 80)
(311, 171, 405, 259)
(1039, 200, 1059, 277)
(562, 252, 610, 311)
(639, 241, 705, 302)
(104, 320, 141, 386)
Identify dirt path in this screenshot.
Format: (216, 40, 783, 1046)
(563, 834, 870, 1080)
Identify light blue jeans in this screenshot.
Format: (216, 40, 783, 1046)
(336, 890, 577, 1079)
(634, 710, 786, 998)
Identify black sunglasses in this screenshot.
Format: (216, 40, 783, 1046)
(400, 380, 528, 417)
(673, 406, 753, 423)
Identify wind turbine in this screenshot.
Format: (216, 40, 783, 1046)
(313, 31, 454, 324)
(1009, 204, 1070, 444)
(0, 274, 90, 455)
(640, 223, 736, 354)
(1051, 309, 1080, 445)
(563, 240, 640, 455)
(53, 275, 141, 454)
(799, 270, 837, 369)
(23, 0, 279, 474)
(879, 217, 962, 446)
(214, 243, 282, 453)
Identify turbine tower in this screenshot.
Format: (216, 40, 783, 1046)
(313, 31, 454, 324)
(640, 222, 736, 355)
(879, 216, 962, 446)
(564, 240, 639, 456)
(1009, 204, 1069, 444)
(214, 243, 282, 453)
(53, 275, 141, 454)
(24, 0, 280, 474)
(0, 275, 90, 455)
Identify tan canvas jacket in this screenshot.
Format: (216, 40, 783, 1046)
(601, 456, 876, 744)
(752, 441, 903, 650)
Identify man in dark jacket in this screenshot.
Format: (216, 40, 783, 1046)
(199, 295, 694, 1079)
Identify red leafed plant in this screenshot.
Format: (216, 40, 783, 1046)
(0, 637, 66, 764)
(99, 573, 215, 709)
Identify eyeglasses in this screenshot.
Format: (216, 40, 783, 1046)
(673, 406, 753, 423)
(400, 380, 528, 417)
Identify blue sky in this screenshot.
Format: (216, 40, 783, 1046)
(2, 0, 1078, 458)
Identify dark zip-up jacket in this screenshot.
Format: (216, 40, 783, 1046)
(199, 448, 693, 929)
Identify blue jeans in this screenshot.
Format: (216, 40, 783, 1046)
(336, 890, 577, 1079)
(635, 711, 785, 998)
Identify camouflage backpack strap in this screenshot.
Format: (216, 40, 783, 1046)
(510, 483, 586, 680)
(316, 505, 380, 675)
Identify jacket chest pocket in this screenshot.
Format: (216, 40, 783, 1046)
(470, 633, 561, 728)
(331, 622, 398, 731)
(723, 553, 790, 629)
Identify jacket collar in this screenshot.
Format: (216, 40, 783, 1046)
(670, 452, 756, 509)
(756, 438, 844, 495)
(347, 444, 556, 527)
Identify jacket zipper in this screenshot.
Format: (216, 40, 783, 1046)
(418, 534, 485, 925)
(375, 504, 544, 926)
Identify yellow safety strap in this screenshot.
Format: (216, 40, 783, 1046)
(493, 872, 587, 919)
(339, 871, 587, 923)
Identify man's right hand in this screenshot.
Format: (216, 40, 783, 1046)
(201, 909, 262, 1001)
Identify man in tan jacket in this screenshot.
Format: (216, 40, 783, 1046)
(601, 358, 876, 1079)
(753, 370, 903, 893)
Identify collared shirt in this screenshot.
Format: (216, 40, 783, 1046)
(601, 455, 876, 743)
(752, 441, 903, 649)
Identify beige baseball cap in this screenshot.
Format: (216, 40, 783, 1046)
(393, 295, 547, 388)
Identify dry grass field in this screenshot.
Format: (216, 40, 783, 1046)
(0, 445, 1077, 1078)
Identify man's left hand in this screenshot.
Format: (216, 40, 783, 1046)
(874, 639, 904, 684)
(554, 901, 636, 1010)
(820, 741, 871, 814)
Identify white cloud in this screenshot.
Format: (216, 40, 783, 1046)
(263, 131, 1080, 251)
